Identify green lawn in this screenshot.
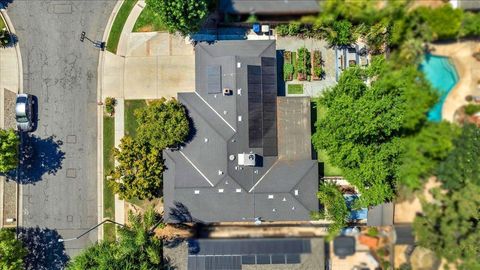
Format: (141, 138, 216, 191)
(103, 115, 116, 241)
(106, 0, 138, 53)
(311, 99, 343, 177)
(133, 5, 168, 32)
(124, 99, 147, 137)
(288, 84, 304, 94)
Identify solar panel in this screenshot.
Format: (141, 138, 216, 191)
(256, 255, 271, 264)
(207, 65, 222, 94)
(242, 255, 256, 264)
(286, 254, 301, 264)
(271, 254, 286, 264)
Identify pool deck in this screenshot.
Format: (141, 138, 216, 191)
(430, 41, 480, 122)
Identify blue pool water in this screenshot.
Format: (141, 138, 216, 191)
(344, 195, 368, 220)
(419, 54, 459, 122)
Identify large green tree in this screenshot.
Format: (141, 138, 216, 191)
(146, 0, 208, 36)
(312, 58, 438, 206)
(68, 208, 165, 270)
(109, 136, 164, 200)
(413, 183, 480, 270)
(135, 99, 190, 150)
(396, 122, 459, 190)
(0, 228, 27, 270)
(0, 129, 19, 173)
(414, 5, 463, 40)
(436, 124, 480, 191)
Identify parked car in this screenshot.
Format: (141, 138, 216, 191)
(15, 94, 34, 132)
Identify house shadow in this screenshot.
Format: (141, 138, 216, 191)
(276, 50, 286, 96)
(12, 134, 65, 184)
(18, 227, 69, 270)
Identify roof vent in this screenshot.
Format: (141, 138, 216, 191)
(272, 208, 276, 212)
(223, 88, 233, 96)
(282, 197, 286, 202)
(229, 155, 235, 161)
(204, 137, 208, 143)
(237, 89, 242, 95)
(223, 110, 228, 115)
(268, 195, 274, 199)
(237, 62, 241, 68)
(194, 190, 200, 194)
(238, 153, 256, 166)
(238, 115, 242, 122)
(236, 188, 242, 193)
(218, 189, 224, 193)
(218, 170, 224, 175)
(294, 190, 299, 196)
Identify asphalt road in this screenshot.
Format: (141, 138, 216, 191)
(8, 1, 115, 258)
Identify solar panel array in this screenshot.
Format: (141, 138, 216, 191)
(247, 58, 278, 156)
(207, 65, 222, 94)
(187, 238, 310, 270)
(247, 65, 263, 148)
(261, 57, 278, 156)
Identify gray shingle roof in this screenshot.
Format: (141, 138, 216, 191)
(163, 40, 318, 223)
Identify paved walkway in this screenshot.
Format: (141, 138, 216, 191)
(101, 1, 196, 231)
(0, 10, 21, 229)
(432, 41, 480, 122)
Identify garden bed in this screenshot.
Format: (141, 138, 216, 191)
(311, 50, 323, 80)
(296, 47, 311, 81)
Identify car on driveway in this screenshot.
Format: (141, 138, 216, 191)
(16, 94, 34, 132)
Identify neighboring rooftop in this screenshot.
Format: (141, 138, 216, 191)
(187, 238, 325, 270)
(219, 0, 321, 15)
(163, 40, 318, 223)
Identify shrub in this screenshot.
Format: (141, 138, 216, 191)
(461, 12, 480, 37)
(276, 22, 302, 36)
(276, 24, 289, 36)
(105, 97, 116, 116)
(466, 95, 473, 102)
(464, 104, 480, 116)
(367, 227, 379, 237)
(246, 14, 258, 23)
(0, 129, 19, 173)
(312, 50, 323, 78)
(283, 63, 294, 81)
(146, 0, 208, 36)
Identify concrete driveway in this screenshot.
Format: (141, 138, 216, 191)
(103, 32, 195, 100)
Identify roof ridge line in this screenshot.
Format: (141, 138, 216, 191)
(194, 92, 236, 132)
(288, 162, 317, 210)
(179, 150, 215, 187)
(248, 160, 280, 193)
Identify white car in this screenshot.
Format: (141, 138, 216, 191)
(15, 94, 34, 132)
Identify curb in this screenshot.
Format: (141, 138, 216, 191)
(97, 0, 124, 241)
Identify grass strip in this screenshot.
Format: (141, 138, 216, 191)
(106, 0, 138, 53)
(103, 115, 116, 241)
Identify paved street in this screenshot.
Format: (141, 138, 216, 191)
(8, 1, 115, 258)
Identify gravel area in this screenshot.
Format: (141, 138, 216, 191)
(164, 240, 189, 270)
(4, 89, 16, 129)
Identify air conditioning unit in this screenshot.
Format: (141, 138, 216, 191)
(238, 153, 256, 166)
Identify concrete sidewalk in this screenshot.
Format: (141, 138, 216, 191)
(0, 10, 21, 228)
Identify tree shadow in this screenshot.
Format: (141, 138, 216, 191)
(169, 201, 198, 224)
(0, 0, 13, 9)
(18, 227, 69, 270)
(12, 134, 65, 184)
(181, 107, 197, 145)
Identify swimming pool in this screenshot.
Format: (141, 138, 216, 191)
(419, 54, 459, 122)
(344, 194, 368, 220)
